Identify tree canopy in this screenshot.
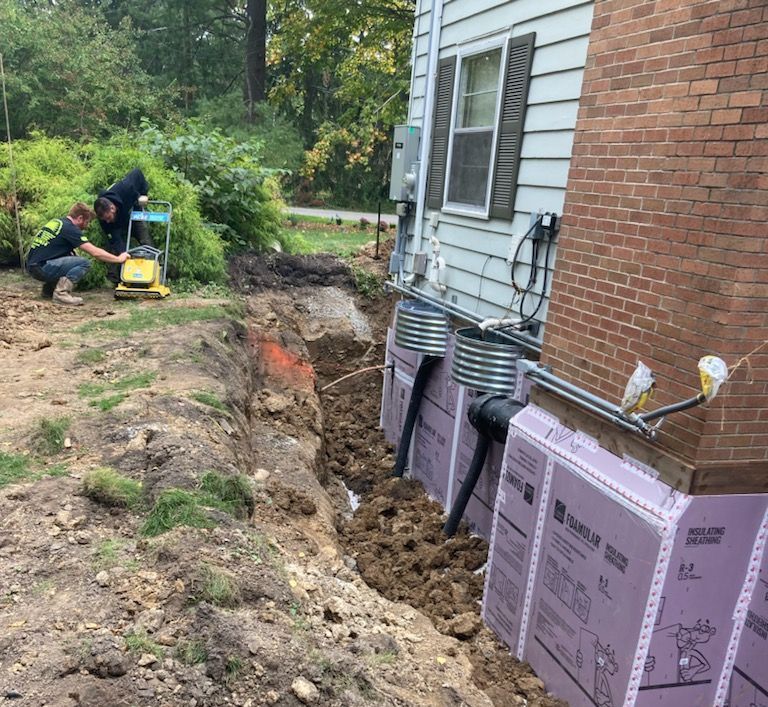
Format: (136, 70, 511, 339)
(0, 0, 415, 209)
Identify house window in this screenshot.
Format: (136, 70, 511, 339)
(446, 48, 503, 210)
(427, 32, 536, 220)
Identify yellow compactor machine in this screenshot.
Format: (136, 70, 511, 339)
(114, 200, 172, 300)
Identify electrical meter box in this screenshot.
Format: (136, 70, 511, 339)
(389, 125, 421, 201)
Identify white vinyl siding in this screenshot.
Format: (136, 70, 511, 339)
(406, 0, 594, 332)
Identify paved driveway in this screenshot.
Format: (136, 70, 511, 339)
(286, 206, 398, 227)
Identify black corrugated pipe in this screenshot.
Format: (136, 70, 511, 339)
(392, 356, 440, 478)
(443, 394, 524, 537)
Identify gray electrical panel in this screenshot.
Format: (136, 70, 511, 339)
(389, 125, 421, 201)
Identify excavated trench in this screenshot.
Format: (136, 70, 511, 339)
(230, 252, 565, 707)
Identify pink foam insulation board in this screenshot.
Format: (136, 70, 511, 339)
(482, 407, 561, 657)
(410, 336, 459, 506)
(483, 404, 768, 707)
(726, 528, 768, 707)
(411, 398, 456, 507)
(636, 497, 768, 707)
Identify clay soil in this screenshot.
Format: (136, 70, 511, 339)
(0, 248, 564, 707)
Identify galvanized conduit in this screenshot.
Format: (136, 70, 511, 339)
(516, 360, 657, 438)
(385, 281, 541, 356)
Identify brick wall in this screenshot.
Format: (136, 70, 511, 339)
(541, 0, 768, 468)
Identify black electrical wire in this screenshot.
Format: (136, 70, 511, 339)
(517, 230, 555, 328)
(510, 216, 543, 293)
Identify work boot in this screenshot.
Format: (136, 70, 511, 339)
(52, 277, 83, 306)
(41, 280, 55, 299)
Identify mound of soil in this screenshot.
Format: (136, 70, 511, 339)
(229, 253, 355, 292)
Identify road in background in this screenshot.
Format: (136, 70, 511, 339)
(286, 206, 398, 227)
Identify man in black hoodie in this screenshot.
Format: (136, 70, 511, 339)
(93, 168, 154, 283)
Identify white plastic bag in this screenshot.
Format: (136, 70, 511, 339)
(698, 356, 728, 401)
(620, 361, 655, 413)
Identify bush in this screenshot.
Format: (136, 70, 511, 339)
(0, 133, 227, 285)
(139, 120, 284, 254)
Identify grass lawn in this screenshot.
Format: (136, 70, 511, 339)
(281, 216, 393, 257)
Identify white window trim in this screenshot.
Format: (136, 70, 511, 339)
(442, 32, 511, 219)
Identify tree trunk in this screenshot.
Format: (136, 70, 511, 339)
(244, 0, 266, 122)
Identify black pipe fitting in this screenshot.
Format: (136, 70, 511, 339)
(443, 393, 524, 537)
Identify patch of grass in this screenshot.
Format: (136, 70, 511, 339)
(80, 372, 156, 412)
(280, 223, 375, 257)
(199, 471, 254, 519)
(190, 390, 227, 412)
(224, 655, 244, 686)
(195, 564, 241, 608)
(30, 417, 71, 456)
(90, 393, 127, 411)
(289, 602, 310, 632)
(75, 304, 236, 337)
(92, 538, 139, 571)
(32, 579, 56, 595)
(370, 650, 398, 665)
(79, 372, 156, 399)
(176, 640, 208, 665)
(140, 489, 215, 537)
(124, 629, 165, 659)
(0, 452, 32, 488)
(0, 454, 69, 489)
(75, 348, 106, 365)
(82, 468, 143, 509)
(93, 539, 122, 570)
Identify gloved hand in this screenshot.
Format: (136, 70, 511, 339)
(137, 195, 149, 207)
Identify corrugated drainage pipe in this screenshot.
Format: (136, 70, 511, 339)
(443, 394, 524, 537)
(392, 356, 440, 478)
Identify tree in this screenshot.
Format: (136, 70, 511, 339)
(0, 0, 176, 139)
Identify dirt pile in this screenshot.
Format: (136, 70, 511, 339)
(0, 254, 563, 707)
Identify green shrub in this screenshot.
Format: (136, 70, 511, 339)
(0, 134, 227, 285)
(138, 120, 284, 253)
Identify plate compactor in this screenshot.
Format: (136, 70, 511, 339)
(114, 200, 172, 300)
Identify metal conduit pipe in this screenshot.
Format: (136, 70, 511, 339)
(392, 356, 440, 478)
(443, 394, 524, 537)
(385, 281, 542, 355)
(516, 360, 658, 438)
(516, 359, 619, 414)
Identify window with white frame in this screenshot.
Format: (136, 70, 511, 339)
(426, 33, 536, 220)
(446, 47, 503, 211)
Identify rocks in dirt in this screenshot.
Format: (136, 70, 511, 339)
(94, 571, 110, 587)
(79, 632, 128, 678)
(291, 676, 320, 704)
(136, 608, 165, 634)
(445, 613, 483, 640)
(262, 391, 293, 414)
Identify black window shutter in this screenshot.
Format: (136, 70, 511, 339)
(426, 56, 456, 210)
(490, 32, 535, 220)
